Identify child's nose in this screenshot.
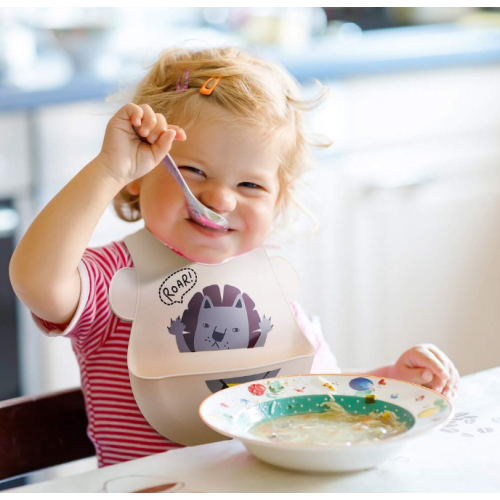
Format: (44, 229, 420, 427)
(198, 184, 237, 214)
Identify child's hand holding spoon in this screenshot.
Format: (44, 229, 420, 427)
(131, 106, 228, 231)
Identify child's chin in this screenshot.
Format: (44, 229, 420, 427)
(178, 246, 234, 265)
(192, 252, 233, 265)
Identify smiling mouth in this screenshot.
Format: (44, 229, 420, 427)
(187, 219, 234, 234)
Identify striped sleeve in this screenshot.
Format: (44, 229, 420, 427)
(290, 301, 341, 374)
(31, 241, 133, 356)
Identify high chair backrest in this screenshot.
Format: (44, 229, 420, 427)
(0, 388, 95, 482)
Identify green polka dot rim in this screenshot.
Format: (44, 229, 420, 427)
(237, 394, 416, 433)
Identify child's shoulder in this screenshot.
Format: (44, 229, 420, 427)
(84, 239, 133, 272)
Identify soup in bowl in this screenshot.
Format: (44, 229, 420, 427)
(199, 374, 452, 472)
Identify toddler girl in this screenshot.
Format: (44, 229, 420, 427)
(9, 46, 459, 468)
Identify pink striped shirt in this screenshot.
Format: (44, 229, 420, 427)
(31, 240, 339, 468)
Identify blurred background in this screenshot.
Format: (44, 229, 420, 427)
(2, 5, 500, 487)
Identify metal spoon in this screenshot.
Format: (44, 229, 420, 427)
(132, 125, 229, 231)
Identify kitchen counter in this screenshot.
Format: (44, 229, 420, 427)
(1, 24, 500, 113)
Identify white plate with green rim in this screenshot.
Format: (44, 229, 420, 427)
(199, 374, 453, 473)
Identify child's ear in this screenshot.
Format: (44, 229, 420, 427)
(127, 179, 141, 196)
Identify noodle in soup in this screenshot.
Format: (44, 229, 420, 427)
(249, 398, 408, 446)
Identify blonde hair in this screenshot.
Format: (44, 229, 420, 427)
(112, 45, 331, 233)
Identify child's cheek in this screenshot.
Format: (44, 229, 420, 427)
(247, 204, 275, 242)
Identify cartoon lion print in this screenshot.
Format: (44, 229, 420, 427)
(168, 284, 273, 352)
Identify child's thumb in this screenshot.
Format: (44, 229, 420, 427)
(410, 368, 434, 385)
(152, 129, 176, 159)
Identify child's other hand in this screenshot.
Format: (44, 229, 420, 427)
(98, 103, 186, 185)
(390, 344, 459, 399)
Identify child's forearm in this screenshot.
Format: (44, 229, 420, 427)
(9, 156, 125, 323)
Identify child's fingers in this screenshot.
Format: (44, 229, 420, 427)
(142, 113, 185, 144)
(146, 113, 168, 144)
(116, 103, 143, 128)
(426, 345, 459, 397)
(442, 362, 459, 398)
(150, 128, 176, 162)
(399, 366, 434, 386)
(150, 123, 186, 142)
(167, 125, 187, 141)
(136, 104, 157, 138)
(409, 346, 450, 393)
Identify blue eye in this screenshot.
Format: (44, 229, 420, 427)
(180, 166, 205, 176)
(239, 182, 261, 189)
(232, 327, 240, 332)
(203, 323, 210, 328)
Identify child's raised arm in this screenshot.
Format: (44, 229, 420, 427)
(9, 103, 185, 327)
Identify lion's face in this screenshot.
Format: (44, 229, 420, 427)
(193, 293, 250, 351)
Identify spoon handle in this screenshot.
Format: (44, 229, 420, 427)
(131, 125, 229, 230)
(160, 153, 193, 197)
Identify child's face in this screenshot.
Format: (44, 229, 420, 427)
(127, 111, 282, 264)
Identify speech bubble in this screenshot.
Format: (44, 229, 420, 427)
(158, 268, 198, 306)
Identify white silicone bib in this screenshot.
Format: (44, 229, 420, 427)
(109, 227, 314, 445)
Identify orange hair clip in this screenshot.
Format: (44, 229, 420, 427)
(199, 77, 221, 95)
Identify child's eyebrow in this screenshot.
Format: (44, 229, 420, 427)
(245, 170, 274, 182)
